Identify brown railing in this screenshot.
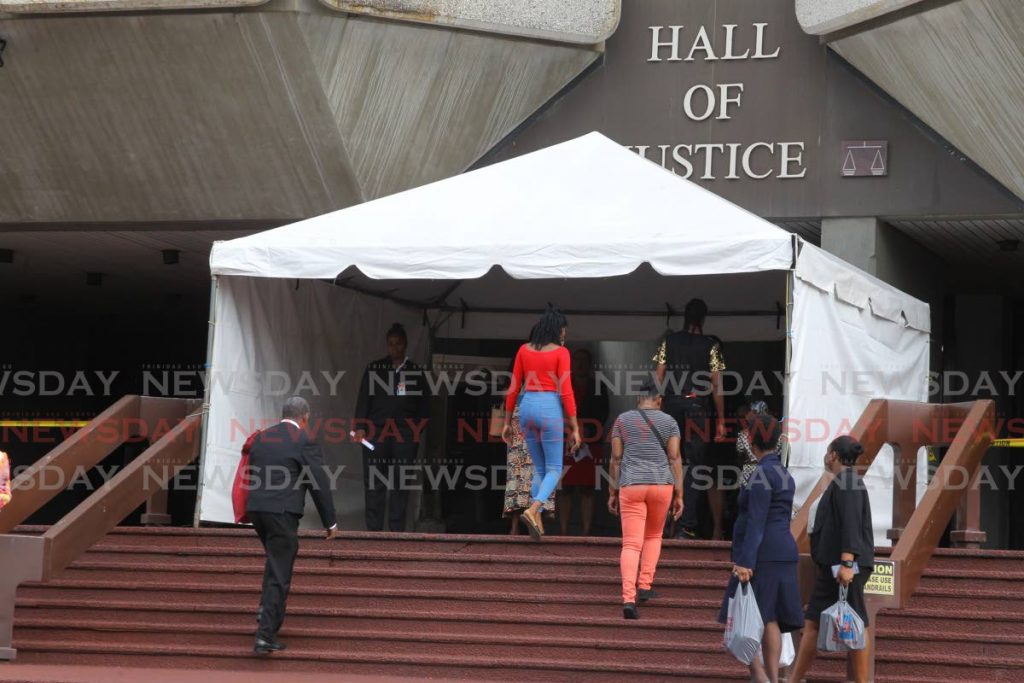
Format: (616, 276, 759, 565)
(0, 396, 202, 660)
(791, 398, 995, 680)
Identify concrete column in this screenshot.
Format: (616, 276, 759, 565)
(820, 217, 882, 277)
(950, 295, 1010, 549)
(821, 217, 945, 368)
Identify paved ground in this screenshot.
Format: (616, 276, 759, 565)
(0, 666, 436, 683)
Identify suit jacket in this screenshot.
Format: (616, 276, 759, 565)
(244, 421, 337, 529)
(732, 453, 799, 569)
(811, 466, 874, 568)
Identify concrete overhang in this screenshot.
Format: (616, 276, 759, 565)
(795, 0, 928, 36)
(797, 0, 1024, 203)
(318, 0, 621, 45)
(0, 0, 267, 12)
(0, 0, 621, 47)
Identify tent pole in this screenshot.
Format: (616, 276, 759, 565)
(192, 274, 220, 528)
(784, 269, 794, 468)
(438, 305, 782, 318)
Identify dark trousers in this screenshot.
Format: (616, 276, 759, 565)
(664, 397, 711, 533)
(363, 434, 419, 532)
(251, 510, 300, 641)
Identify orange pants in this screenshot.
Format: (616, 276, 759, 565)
(619, 484, 673, 604)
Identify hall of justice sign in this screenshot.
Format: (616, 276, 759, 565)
(628, 23, 806, 181)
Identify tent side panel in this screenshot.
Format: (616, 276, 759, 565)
(197, 276, 426, 527)
(788, 276, 930, 545)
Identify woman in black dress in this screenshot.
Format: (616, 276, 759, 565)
(718, 415, 803, 683)
(789, 435, 874, 683)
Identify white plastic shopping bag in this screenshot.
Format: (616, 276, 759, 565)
(724, 581, 764, 665)
(780, 632, 796, 666)
(818, 585, 866, 652)
(757, 631, 795, 667)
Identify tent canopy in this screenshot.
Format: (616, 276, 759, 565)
(201, 133, 932, 542)
(210, 132, 796, 291)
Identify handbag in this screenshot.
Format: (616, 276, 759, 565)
(231, 431, 260, 524)
(488, 405, 506, 437)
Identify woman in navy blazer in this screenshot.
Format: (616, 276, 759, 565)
(718, 415, 802, 683)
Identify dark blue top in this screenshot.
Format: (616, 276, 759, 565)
(731, 452, 799, 568)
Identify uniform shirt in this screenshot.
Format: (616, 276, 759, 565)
(731, 452, 799, 568)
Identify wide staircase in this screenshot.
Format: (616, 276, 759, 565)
(6, 526, 1024, 682)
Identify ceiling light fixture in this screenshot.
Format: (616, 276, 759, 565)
(998, 239, 1020, 253)
(162, 249, 180, 265)
(86, 272, 103, 286)
(0, 249, 12, 264)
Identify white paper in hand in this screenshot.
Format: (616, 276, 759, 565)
(572, 443, 592, 463)
(350, 432, 376, 451)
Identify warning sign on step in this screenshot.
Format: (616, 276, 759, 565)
(864, 560, 896, 596)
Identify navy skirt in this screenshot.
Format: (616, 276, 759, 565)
(718, 561, 804, 634)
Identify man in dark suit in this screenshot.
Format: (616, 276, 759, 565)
(246, 396, 337, 654)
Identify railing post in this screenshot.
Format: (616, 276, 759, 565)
(951, 469, 987, 548)
(886, 440, 917, 545)
(141, 489, 172, 526)
(0, 535, 47, 660)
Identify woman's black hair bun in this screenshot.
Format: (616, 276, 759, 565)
(829, 435, 864, 465)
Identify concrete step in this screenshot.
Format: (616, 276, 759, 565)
(17, 581, 722, 622)
(14, 601, 718, 643)
(13, 619, 748, 669)
(68, 548, 733, 577)
(10, 641, 748, 681)
(50, 564, 730, 600)
(11, 526, 1024, 682)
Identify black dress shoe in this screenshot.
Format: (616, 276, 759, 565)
(254, 637, 286, 654)
(637, 587, 658, 603)
(623, 603, 639, 620)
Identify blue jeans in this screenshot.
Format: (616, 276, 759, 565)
(519, 392, 565, 506)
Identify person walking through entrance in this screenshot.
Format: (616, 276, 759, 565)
(245, 397, 338, 655)
(608, 381, 684, 619)
(654, 298, 727, 539)
(789, 435, 875, 683)
(502, 306, 581, 541)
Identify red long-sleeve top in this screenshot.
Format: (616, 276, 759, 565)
(505, 344, 577, 416)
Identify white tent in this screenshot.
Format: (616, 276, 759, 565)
(200, 132, 930, 541)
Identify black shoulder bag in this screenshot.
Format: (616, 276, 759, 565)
(638, 409, 669, 456)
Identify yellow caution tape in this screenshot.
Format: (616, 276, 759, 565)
(0, 420, 89, 428)
(991, 439, 1024, 448)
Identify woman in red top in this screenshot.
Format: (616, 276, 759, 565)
(502, 306, 581, 540)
